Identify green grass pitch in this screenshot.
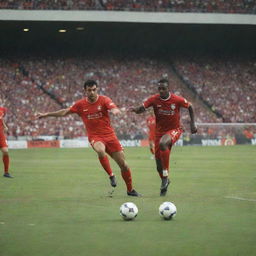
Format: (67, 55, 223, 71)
(1, 145, 256, 256)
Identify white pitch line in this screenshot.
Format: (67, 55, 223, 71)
(225, 196, 256, 202)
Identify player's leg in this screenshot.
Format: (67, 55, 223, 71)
(111, 151, 140, 197)
(159, 134, 172, 177)
(92, 141, 116, 187)
(155, 158, 163, 178)
(158, 134, 172, 196)
(149, 140, 155, 159)
(1, 147, 12, 178)
(159, 128, 183, 196)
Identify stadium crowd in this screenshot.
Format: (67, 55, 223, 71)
(173, 56, 256, 123)
(0, 0, 255, 13)
(1, 56, 255, 140)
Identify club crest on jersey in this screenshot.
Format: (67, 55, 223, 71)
(97, 106, 102, 111)
(157, 105, 162, 108)
(170, 104, 176, 110)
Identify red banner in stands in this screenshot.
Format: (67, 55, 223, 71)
(27, 140, 60, 148)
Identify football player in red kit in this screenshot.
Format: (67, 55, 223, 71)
(36, 80, 140, 197)
(0, 106, 13, 178)
(131, 79, 197, 196)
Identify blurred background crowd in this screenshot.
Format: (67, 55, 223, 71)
(0, 0, 255, 13)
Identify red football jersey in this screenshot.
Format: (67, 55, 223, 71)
(69, 96, 117, 138)
(0, 107, 7, 132)
(143, 93, 190, 135)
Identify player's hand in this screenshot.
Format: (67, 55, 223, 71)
(190, 122, 197, 134)
(129, 106, 145, 114)
(35, 112, 48, 119)
(128, 107, 136, 112)
(111, 108, 121, 115)
(4, 126, 8, 132)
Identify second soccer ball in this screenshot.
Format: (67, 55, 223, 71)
(159, 202, 177, 220)
(120, 202, 138, 221)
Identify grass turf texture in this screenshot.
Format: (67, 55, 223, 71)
(1, 145, 256, 256)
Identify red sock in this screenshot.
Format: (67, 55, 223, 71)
(98, 155, 113, 176)
(160, 149, 170, 176)
(3, 155, 9, 174)
(121, 169, 133, 192)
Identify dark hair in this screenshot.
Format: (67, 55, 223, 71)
(158, 78, 169, 85)
(84, 80, 98, 89)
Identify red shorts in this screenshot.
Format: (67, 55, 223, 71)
(0, 133, 8, 148)
(89, 134, 123, 155)
(155, 128, 183, 159)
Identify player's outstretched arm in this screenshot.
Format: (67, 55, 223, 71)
(188, 105, 197, 134)
(35, 108, 72, 119)
(110, 108, 121, 115)
(129, 105, 146, 114)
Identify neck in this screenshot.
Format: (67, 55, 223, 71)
(160, 92, 170, 100)
(87, 95, 99, 103)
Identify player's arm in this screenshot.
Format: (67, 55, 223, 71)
(110, 108, 121, 115)
(130, 105, 146, 114)
(36, 108, 72, 119)
(188, 104, 197, 134)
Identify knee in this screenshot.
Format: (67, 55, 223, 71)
(120, 161, 129, 172)
(96, 150, 106, 158)
(159, 142, 167, 151)
(1, 149, 8, 155)
(159, 141, 172, 151)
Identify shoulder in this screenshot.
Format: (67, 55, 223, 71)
(146, 94, 159, 101)
(100, 95, 112, 102)
(172, 94, 185, 101)
(100, 95, 115, 106)
(73, 98, 86, 106)
(171, 94, 190, 106)
(69, 99, 86, 112)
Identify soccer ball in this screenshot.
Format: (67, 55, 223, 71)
(120, 202, 138, 220)
(159, 202, 177, 220)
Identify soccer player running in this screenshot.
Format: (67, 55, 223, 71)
(36, 80, 140, 197)
(131, 79, 197, 196)
(0, 106, 13, 178)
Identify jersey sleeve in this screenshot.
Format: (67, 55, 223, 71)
(176, 95, 191, 109)
(69, 101, 80, 113)
(143, 96, 155, 109)
(104, 97, 117, 110)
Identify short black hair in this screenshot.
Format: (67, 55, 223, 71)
(158, 78, 169, 85)
(84, 80, 98, 89)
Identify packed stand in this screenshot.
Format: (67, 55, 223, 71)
(1, 56, 215, 139)
(0, 59, 83, 138)
(0, 0, 255, 13)
(173, 56, 256, 123)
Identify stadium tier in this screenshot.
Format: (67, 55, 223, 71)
(0, 0, 255, 13)
(1, 56, 255, 140)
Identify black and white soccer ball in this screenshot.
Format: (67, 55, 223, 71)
(120, 202, 138, 220)
(159, 202, 177, 220)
